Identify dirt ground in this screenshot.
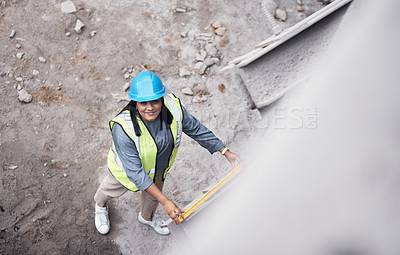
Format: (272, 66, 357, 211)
(0, 0, 323, 254)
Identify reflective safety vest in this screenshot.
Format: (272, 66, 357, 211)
(107, 94, 183, 192)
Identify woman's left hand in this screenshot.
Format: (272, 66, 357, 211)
(224, 150, 243, 168)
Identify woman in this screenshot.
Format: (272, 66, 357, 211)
(94, 71, 242, 235)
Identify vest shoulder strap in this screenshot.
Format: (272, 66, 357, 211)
(110, 110, 141, 155)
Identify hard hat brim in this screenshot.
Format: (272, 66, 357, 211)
(128, 87, 167, 102)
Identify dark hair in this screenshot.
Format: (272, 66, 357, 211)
(120, 98, 173, 136)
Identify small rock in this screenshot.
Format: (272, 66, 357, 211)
(18, 89, 33, 103)
(211, 21, 221, 29)
(15, 44, 21, 49)
(39, 57, 46, 63)
(212, 57, 220, 64)
(205, 44, 218, 57)
(16, 52, 24, 59)
(124, 73, 130, 79)
(111, 93, 129, 103)
(296, 0, 303, 5)
(8, 165, 18, 170)
(196, 50, 207, 62)
(74, 19, 85, 34)
(9, 29, 16, 38)
(16, 83, 23, 91)
(204, 57, 215, 67)
(193, 62, 207, 75)
(66, 32, 71, 37)
(296, 5, 304, 12)
(214, 27, 226, 36)
(105, 77, 111, 81)
(182, 87, 194, 96)
(32, 69, 39, 76)
(15, 77, 23, 82)
(61, 1, 77, 13)
(192, 95, 208, 103)
(179, 66, 191, 77)
(179, 31, 187, 38)
(218, 83, 226, 93)
(275, 9, 288, 22)
(90, 30, 97, 37)
(188, 31, 195, 41)
(123, 82, 130, 91)
(175, 7, 186, 13)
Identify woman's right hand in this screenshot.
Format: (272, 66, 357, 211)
(162, 199, 184, 225)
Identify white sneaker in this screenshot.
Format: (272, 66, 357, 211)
(138, 212, 170, 235)
(95, 205, 110, 235)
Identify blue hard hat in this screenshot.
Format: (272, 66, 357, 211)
(128, 71, 167, 102)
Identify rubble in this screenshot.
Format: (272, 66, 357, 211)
(205, 43, 218, 57)
(211, 21, 222, 29)
(182, 87, 194, 96)
(61, 1, 77, 14)
(275, 8, 288, 22)
(74, 19, 85, 34)
(214, 27, 226, 36)
(8, 165, 18, 170)
(18, 88, 33, 103)
(297, 5, 304, 12)
(111, 93, 129, 103)
(195, 32, 213, 41)
(179, 66, 191, 77)
(9, 29, 16, 38)
(196, 51, 207, 62)
(39, 56, 47, 63)
(192, 95, 208, 103)
(123, 82, 130, 91)
(194, 62, 207, 75)
(175, 7, 187, 13)
(16, 52, 24, 59)
(204, 57, 216, 67)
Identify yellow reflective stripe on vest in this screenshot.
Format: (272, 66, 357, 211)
(107, 94, 183, 192)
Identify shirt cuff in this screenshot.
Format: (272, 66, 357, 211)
(211, 141, 225, 154)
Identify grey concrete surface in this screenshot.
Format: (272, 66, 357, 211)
(239, 3, 350, 109)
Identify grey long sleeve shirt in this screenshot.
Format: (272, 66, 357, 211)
(111, 105, 224, 191)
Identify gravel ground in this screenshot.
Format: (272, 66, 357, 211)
(0, 0, 325, 254)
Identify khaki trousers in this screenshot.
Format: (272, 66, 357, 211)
(94, 171, 164, 219)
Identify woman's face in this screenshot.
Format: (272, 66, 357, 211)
(136, 98, 163, 123)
